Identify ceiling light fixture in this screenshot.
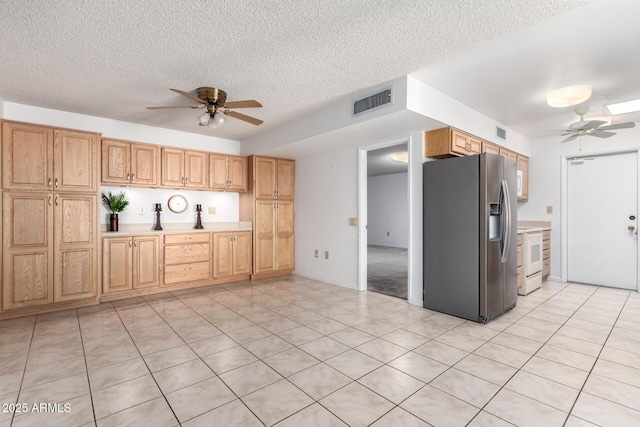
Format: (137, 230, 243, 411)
(199, 111, 225, 128)
(546, 84, 592, 108)
(606, 98, 640, 115)
(392, 153, 408, 163)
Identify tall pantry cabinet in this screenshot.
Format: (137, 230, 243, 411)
(240, 156, 295, 279)
(1, 121, 100, 316)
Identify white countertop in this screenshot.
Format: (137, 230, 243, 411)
(101, 221, 252, 236)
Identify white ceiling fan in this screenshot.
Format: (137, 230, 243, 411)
(560, 105, 635, 143)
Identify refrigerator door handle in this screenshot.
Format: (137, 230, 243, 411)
(501, 179, 512, 264)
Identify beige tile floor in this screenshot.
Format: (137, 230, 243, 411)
(1, 276, 640, 426)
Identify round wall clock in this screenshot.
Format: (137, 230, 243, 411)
(167, 195, 188, 213)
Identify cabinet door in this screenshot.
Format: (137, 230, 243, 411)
(450, 129, 470, 156)
(275, 200, 295, 270)
(2, 122, 53, 190)
(54, 194, 98, 302)
(213, 232, 234, 278)
(255, 157, 276, 199)
(233, 231, 252, 275)
(499, 147, 518, 162)
(131, 143, 159, 187)
(228, 156, 247, 192)
(517, 155, 529, 201)
(468, 136, 482, 155)
(2, 192, 54, 310)
(276, 159, 295, 200)
(184, 150, 207, 189)
(161, 147, 185, 187)
(209, 154, 229, 190)
(102, 237, 133, 294)
(54, 129, 98, 192)
(101, 139, 131, 185)
(482, 141, 500, 155)
(133, 235, 162, 289)
(254, 200, 275, 274)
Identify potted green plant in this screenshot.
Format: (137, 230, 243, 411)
(101, 191, 129, 231)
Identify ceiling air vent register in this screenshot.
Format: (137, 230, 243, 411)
(496, 126, 507, 140)
(353, 88, 392, 116)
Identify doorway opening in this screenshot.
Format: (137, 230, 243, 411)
(365, 143, 409, 299)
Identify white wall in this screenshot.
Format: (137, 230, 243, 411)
(367, 173, 408, 248)
(519, 126, 640, 280)
(3, 102, 243, 226)
(294, 147, 359, 288)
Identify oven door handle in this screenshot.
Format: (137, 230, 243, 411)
(501, 179, 512, 264)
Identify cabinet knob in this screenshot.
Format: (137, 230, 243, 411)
(131, 173, 135, 181)
(48, 178, 52, 187)
(48, 196, 52, 206)
(127, 173, 130, 181)
(54, 178, 59, 187)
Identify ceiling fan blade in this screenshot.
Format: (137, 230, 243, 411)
(562, 134, 578, 143)
(560, 132, 574, 136)
(223, 100, 262, 109)
(170, 88, 207, 105)
(591, 130, 616, 138)
(583, 120, 607, 130)
(146, 105, 204, 110)
(598, 122, 636, 131)
(224, 110, 263, 125)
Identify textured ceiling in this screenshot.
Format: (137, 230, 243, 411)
(0, 0, 592, 141)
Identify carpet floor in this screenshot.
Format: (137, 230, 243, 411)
(367, 245, 408, 300)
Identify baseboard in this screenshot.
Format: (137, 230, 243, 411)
(292, 270, 358, 290)
(546, 275, 562, 283)
(408, 297, 423, 307)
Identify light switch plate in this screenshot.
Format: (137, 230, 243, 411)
(546, 206, 553, 214)
(349, 217, 357, 226)
(138, 206, 145, 215)
(208, 207, 216, 215)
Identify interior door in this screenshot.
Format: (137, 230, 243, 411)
(568, 152, 638, 289)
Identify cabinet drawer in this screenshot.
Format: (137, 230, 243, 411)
(517, 247, 523, 268)
(517, 266, 523, 289)
(165, 233, 210, 244)
(543, 239, 550, 251)
(543, 230, 550, 241)
(165, 244, 210, 264)
(543, 248, 550, 260)
(164, 262, 210, 284)
(517, 234, 523, 246)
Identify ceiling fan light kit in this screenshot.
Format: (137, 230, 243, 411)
(147, 87, 263, 128)
(546, 84, 592, 108)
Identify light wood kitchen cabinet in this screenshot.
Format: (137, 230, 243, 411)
(2, 122, 98, 192)
(254, 157, 295, 200)
(209, 154, 247, 192)
(161, 148, 207, 189)
(101, 139, 160, 187)
(516, 233, 523, 290)
(517, 155, 529, 202)
(482, 141, 500, 155)
(163, 233, 211, 285)
(240, 156, 295, 279)
(425, 127, 482, 158)
(2, 192, 98, 310)
(213, 231, 252, 279)
(102, 235, 162, 295)
(499, 147, 518, 163)
(542, 230, 550, 281)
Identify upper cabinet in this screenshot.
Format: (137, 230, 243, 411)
(2, 121, 98, 192)
(517, 155, 529, 202)
(101, 138, 160, 187)
(254, 157, 295, 200)
(161, 148, 207, 189)
(499, 147, 518, 163)
(482, 141, 500, 155)
(425, 127, 481, 158)
(209, 154, 247, 192)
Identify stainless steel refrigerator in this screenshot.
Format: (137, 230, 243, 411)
(423, 153, 517, 323)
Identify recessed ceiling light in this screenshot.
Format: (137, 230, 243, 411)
(391, 153, 408, 163)
(605, 98, 640, 115)
(546, 84, 592, 108)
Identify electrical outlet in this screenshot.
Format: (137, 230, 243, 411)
(138, 206, 145, 215)
(546, 205, 553, 214)
(349, 217, 357, 226)
(314, 249, 318, 258)
(386, 231, 390, 236)
(208, 207, 216, 215)
(325, 251, 329, 260)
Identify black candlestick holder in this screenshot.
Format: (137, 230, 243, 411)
(195, 204, 204, 229)
(154, 203, 163, 231)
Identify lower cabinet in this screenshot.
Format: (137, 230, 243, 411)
(102, 235, 162, 295)
(542, 230, 550, 281)
(213, 231, 252, 279)
(516, 233, 523, 290)
(163, 233, 211, 285)
(2, 192, 98, 312)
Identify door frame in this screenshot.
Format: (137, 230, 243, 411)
(357, 132, 423, 306)
(561, 147, 640, 288)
